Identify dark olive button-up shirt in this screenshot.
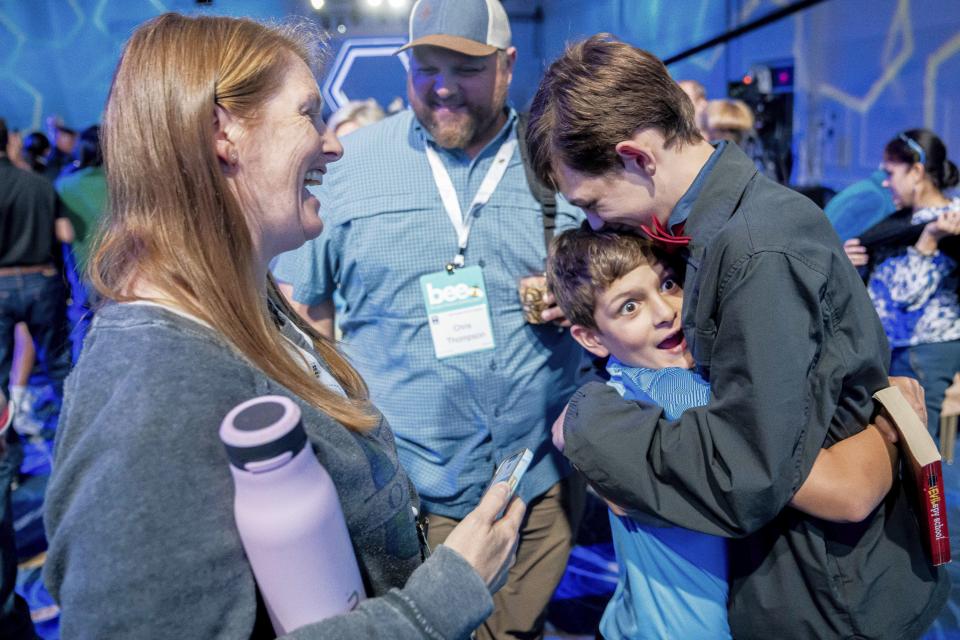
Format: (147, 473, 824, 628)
(563, 143, 948, 639)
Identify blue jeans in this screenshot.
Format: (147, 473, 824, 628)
(0, 272, 72, 395)
(0, 433, 36, 639)
(889, 339, 960, 439)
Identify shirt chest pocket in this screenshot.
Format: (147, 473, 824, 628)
(691, 326, 716, 378)
(481, 185, 550, 308)
(683, 250, 717, 378)
(343, 195, 458, 319)
(343, 186, 549, 315)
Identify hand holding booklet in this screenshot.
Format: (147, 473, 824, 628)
(487, 448, 532, 519)
(874, 386, 951, 566)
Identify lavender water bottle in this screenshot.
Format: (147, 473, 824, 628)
(220, 395, 366, 634)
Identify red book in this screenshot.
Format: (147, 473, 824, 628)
(874, 387, 951, 566)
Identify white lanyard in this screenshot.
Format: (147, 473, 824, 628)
(280, 315, 346, 396)
(424, 131, 518, 270)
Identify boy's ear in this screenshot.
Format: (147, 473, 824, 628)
(615, 138, 655, 178)
(570, 324, 610, 359)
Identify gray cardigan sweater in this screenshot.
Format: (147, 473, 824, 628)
(43, 303, 492, 639)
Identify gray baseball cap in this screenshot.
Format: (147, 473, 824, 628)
(397, 0, 511, 57)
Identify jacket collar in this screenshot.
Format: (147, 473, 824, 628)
(683, 142, 759, 260)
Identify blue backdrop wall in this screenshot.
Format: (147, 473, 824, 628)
(530, 0, 960, 188)
(1, 0, 957, 191)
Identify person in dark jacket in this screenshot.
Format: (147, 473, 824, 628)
(525, 34, 948, 639)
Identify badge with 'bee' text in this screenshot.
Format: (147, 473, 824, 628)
(420, 265, 495, 359)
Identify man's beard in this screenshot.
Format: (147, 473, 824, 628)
(422, 106, 482, 149)
(412, 82, 508, 151)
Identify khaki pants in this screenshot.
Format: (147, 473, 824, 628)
(426, 476, 584, 640)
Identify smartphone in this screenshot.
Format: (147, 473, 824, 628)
(487, 448, 533, 517)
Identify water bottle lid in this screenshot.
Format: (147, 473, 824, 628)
(219, 396, 308, 470)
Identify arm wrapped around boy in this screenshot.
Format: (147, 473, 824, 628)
(562, 143, 948, 640)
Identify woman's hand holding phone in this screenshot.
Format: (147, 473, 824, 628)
(442, 483, 525, 593)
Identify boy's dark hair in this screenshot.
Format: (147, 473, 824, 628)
(547, 223, 680, 330)
(0, 118, 7, 152)
(526, 34, 702, 188)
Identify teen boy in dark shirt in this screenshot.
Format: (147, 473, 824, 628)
(525, 35, 948, 639)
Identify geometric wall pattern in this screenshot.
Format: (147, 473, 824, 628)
(0, 0, 307, 133)
(538, 0, 960, 189)
(1, 0, 957, 192)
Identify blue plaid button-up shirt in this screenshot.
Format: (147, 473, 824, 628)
(273, 109, 585, 518)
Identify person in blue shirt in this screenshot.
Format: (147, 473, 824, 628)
(272, 2, 585, 637)
(546, 225, 902, 639)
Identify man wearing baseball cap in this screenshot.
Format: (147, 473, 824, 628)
(273, 1, 585, 637)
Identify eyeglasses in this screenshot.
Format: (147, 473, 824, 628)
(899, 133, 927, 166)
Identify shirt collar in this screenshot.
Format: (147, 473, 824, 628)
(606, 354, 709, 396)
(667, 140, 726, 229)
(413, 106, 518, 161)
(605, 355, 659, 391)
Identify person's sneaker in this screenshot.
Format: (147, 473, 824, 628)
(12, 386, 43, 437)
